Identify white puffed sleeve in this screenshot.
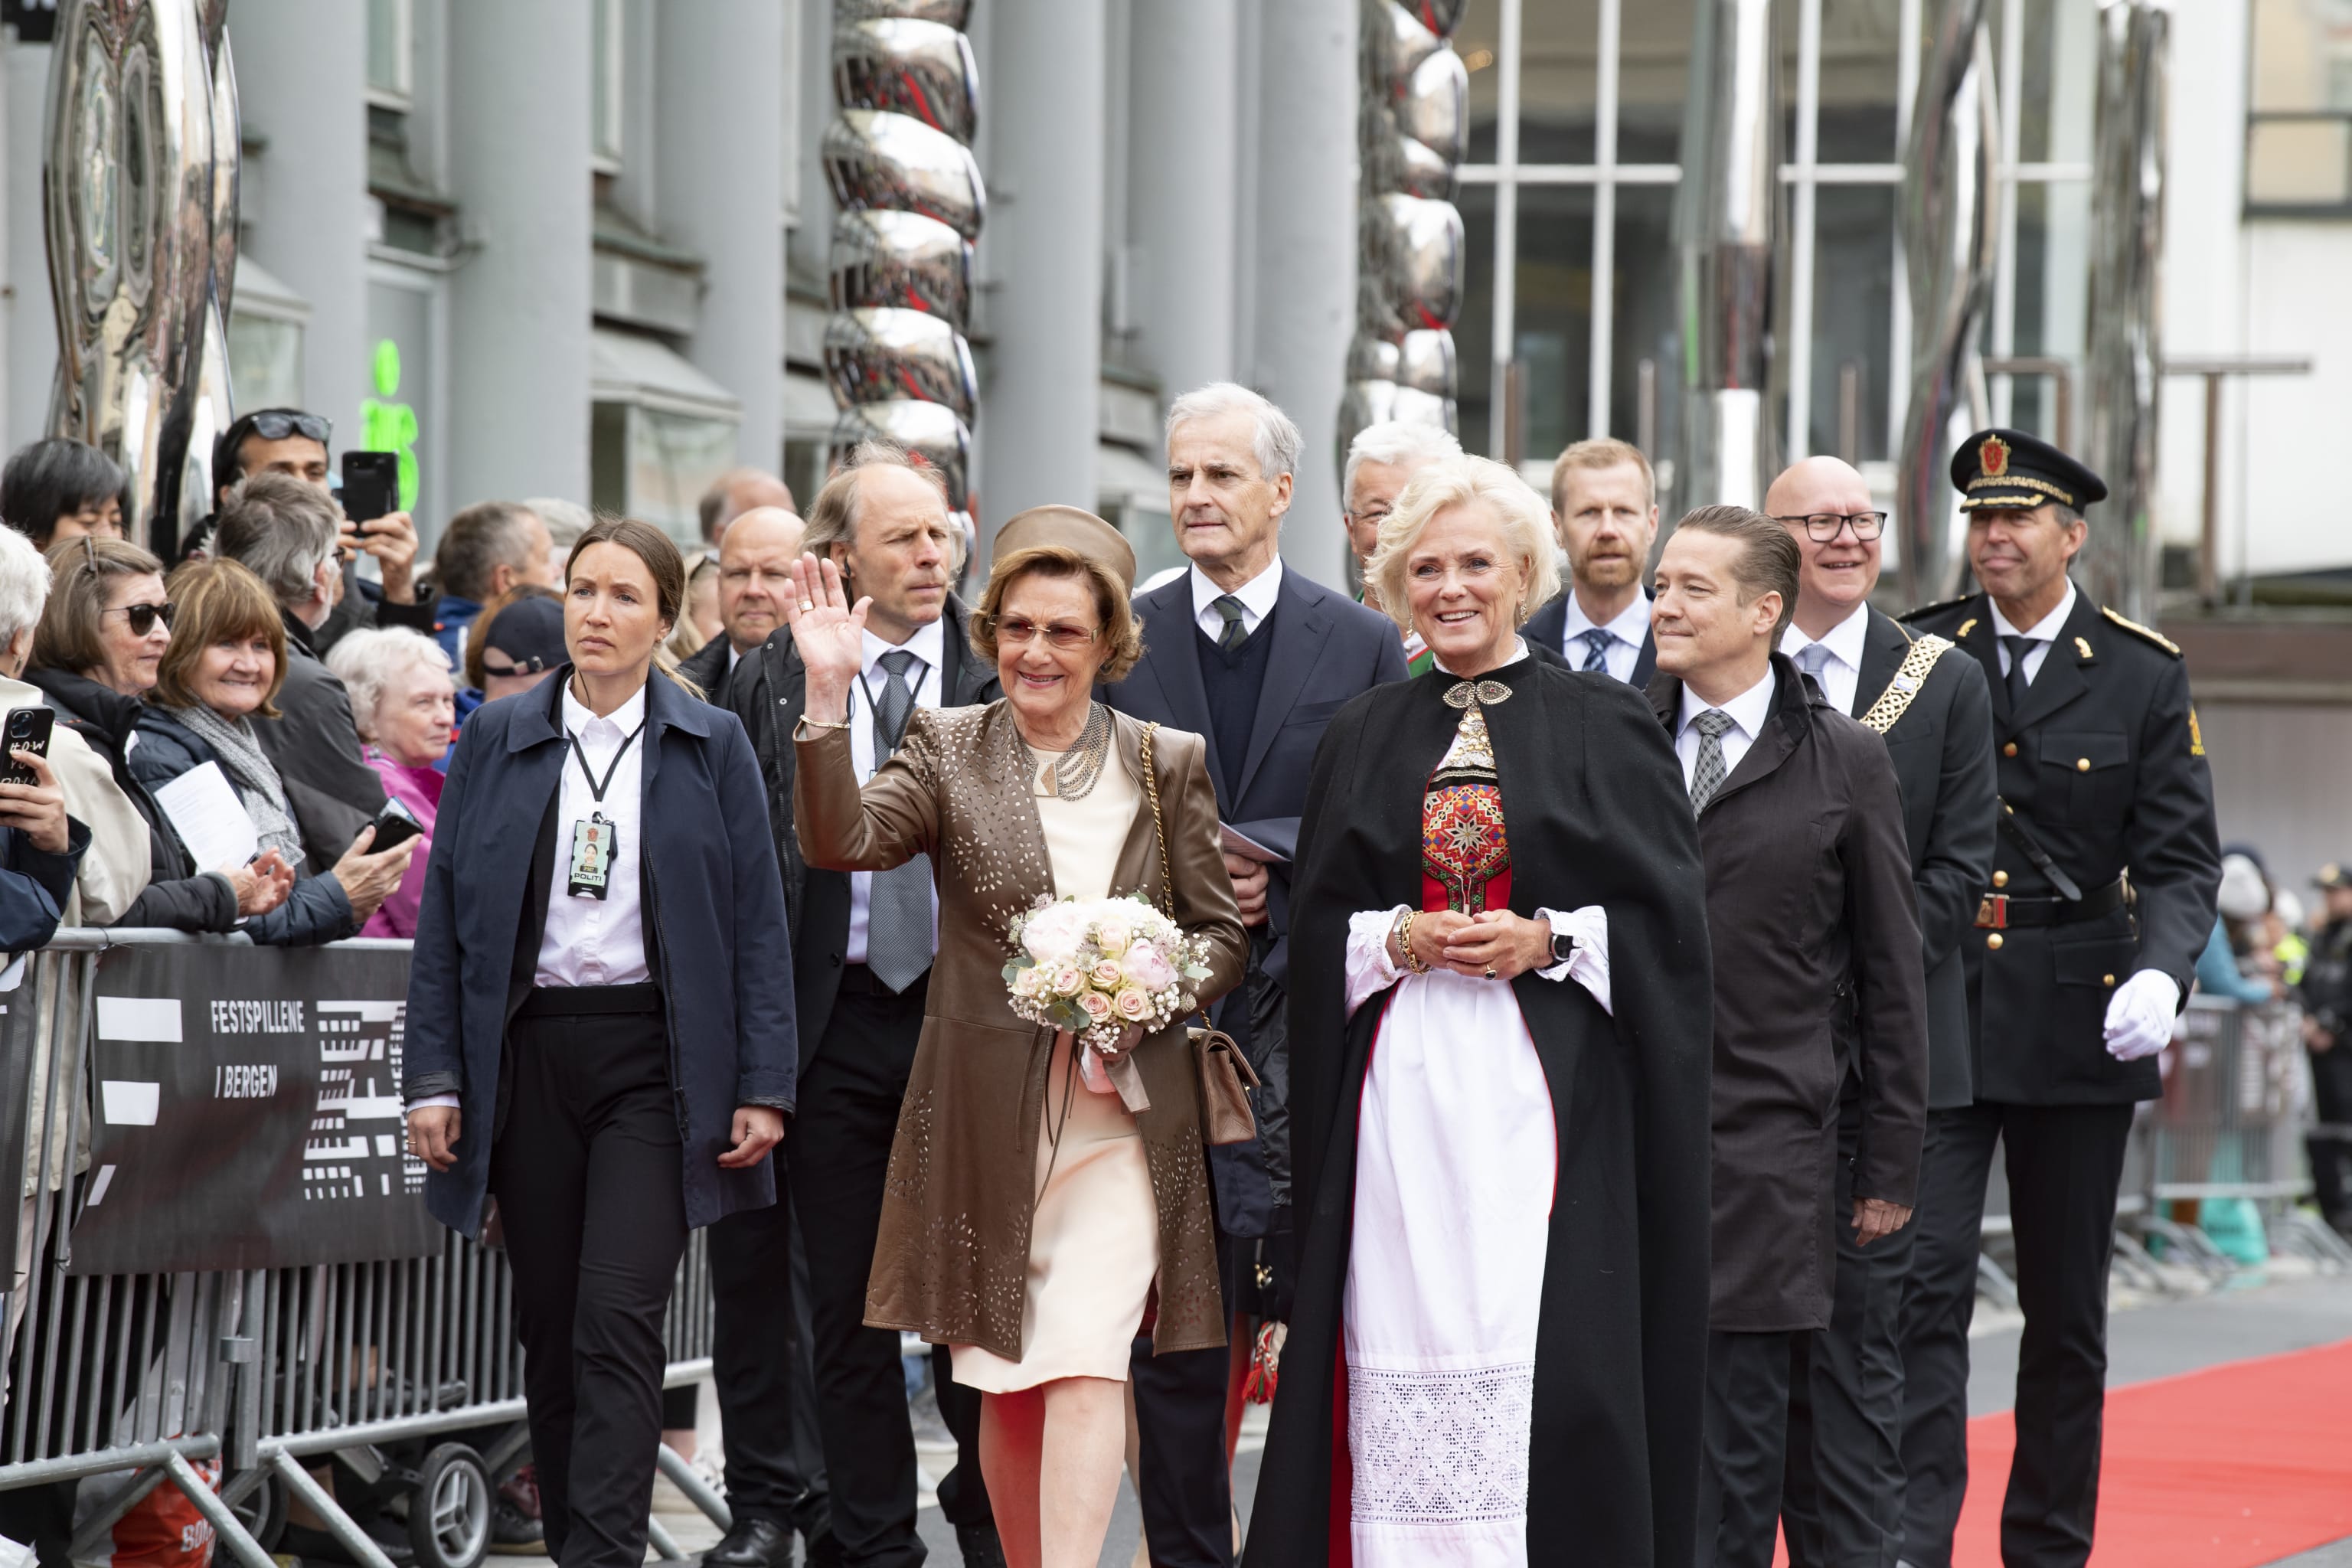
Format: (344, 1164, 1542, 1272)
(1532, 905, 1612, 1015)
(1345, 906, 1413, 1018)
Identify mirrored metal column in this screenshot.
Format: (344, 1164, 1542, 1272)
(1672, 0, 1779, 516)
(1893, 0, 1999, 606)
(2080, 0, 2167, 620)
(44, 0, 240, 554)
(1341, 0, 1468, 469)
(823, 1, 985, 533)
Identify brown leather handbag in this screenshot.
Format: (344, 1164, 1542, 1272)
(1139, 723, 1262, 1146)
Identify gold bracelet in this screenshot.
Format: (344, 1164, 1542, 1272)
(794, 715, 851, 737)
(1397, 910, 1429, 974)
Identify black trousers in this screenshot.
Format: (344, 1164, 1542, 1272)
(1896, 1100, 2134, 1568)
(491, 995, 690, 1568)
(1782, 1098, 1915, 1568)
(1702, 1328, 1799, 1568)
(788, 968, 988, 1568)
(1130, 1335, 1234, 1568)
(709, 1187, 831, 1539)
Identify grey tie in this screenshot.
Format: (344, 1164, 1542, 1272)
(2001, 635, 2035, 713)
(864, 649, 933, 993)
(1213, 595, 1250, 652)
(1576, 629, 1612, 673)
(1687, 708, 1736, 814)
(1794, 642, 1832, 690)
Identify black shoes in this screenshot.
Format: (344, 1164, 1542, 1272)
(702, 1517, 792, 1568)
(956, 1524, 1008, 1568)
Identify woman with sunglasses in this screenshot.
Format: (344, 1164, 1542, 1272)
(25, 539, 341, 938)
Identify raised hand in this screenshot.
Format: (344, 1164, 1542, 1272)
(781, 554, 871, 723)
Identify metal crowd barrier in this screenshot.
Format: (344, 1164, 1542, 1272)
(2, 931, 726, 1568)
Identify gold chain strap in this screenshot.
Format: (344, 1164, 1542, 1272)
(1140, 721, 1174, 917)
(1857, 632, 1954, 736)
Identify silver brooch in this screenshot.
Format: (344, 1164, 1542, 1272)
(1443, 679, 1513, 709)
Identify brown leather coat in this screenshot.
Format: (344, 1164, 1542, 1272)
(794, 701, 1248, 1360)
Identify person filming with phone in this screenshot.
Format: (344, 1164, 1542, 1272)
(326, 627, 456, 936)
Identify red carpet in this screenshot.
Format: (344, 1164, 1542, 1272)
(1776, 1336, 2352, 1566)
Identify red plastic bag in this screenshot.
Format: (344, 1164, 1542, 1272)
(81, 1455, 220, 1568)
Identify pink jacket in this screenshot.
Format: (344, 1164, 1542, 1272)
(362, 752, 444, 939)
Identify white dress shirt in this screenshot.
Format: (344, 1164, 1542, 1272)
(1560, 590, 1653, 684)
(1674, 666, 1779, 792)
(536, 682, 652, 987)
(1779, 600, 1873, 717)
(1990, 581, 2079, 688)
(1189, 557, 1283, 642)
(844, 618, 946, 964)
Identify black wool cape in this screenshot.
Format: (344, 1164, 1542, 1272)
(1240, 655, 1715, 1568)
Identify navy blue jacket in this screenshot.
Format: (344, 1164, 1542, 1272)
(0, 819, 88, 952)
(401, 668, 798, 1236)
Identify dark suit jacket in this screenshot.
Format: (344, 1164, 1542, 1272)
(402, 668, 797, 1237)
(1102, 567, 1408, 989)
(679, 633, 736, 707)
(1903, 585, 2221, 1105)
(725, 597, 998, 1058)
(1834, 608, 1997, 1111)
(254, 609, 390, 873)
(1525, 590, 1658, 687)
(1648, 652, 1929, 1331)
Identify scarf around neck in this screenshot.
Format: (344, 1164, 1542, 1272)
(165, 702, 305, 866)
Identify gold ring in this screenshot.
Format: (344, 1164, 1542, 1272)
(800, 600, 815, 612)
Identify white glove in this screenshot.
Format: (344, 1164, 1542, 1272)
(2102, 969, 2180, 1061)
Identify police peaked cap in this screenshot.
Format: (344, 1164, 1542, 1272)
(1949, 427, 2109, 513)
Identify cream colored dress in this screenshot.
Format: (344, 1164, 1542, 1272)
(949, 742, 1160, 1393)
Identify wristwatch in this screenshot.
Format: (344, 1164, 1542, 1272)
(1549, 929, 1576, 969)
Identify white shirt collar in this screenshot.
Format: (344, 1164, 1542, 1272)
(1989, 580, 2078, 643)
(560, 679, 647, 738)
(1563, 588, 1652, 648)
(1780, 599, 1872, 670)
(1677, 664, 1778, 741)
(861, 616, 946, 680)
(1189, 557, 1283, 624)
(1432, 639, 1531, 678)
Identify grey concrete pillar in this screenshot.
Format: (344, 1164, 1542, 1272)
(3, 40, 56, 453)
(1129, 0, 1239, 403)
(1252, 0, 1355, 586)
(978, 0, 1105, 523)
(658, 0, 786, 474)
(217, 0, 371, 444)
(446, 0, 591, 507)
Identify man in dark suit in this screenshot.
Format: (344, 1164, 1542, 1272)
(1763, 457, 1998, 1567)
(1646, 505, 1929, 1568)
(1101, 382, 1406, 1568)
(725, 446, 1003, 1568)
(679, 507, 806, 704)
(1897, 432, 2220, 1568)
(1524, 437, 1660, 684)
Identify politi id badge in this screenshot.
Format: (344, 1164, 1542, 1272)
(568, 810, 618, 900)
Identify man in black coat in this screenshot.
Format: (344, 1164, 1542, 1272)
(1896, 431, 2220, 1568)
(1764, 457, 1997, 1566)
(1645, 505, 1929, 1568)
(1524, 438, 1661, 684)
(212, 473, 392, 871)
(678, 508, 805, 705)
(1100, 383, 1405, 1568)
(725, 446, 1003, 1568)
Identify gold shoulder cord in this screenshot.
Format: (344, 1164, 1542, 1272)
(1857, 633, 1955, 736)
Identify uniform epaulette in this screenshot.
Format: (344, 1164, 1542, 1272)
(2099, 606, 2181, 658)
(1897, 594, 1973, 625)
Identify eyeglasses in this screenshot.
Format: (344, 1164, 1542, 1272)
(103, 602, 174, 635)
(991, 615, 1100, 650)
(1776, 511, 1888, 542)
(235, 411, 332, 446)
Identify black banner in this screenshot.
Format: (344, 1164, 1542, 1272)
(0, 974, 31, 1272)
(67, 943, 439, 1275)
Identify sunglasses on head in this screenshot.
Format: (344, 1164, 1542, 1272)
(105, 601, 175, 635)
(482, 655, 549, 678)
(237, 411, 332, 446)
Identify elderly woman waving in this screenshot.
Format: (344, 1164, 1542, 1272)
(786, 506, 1245, 1568)
(1243, 456, 1715, 1568)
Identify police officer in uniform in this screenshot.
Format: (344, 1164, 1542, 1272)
(1896, 430, 2221, 1568)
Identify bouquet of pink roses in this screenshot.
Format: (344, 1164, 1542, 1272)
(1002, 893, 1213, 1107)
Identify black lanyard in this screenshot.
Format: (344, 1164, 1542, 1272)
(567, 722, 645, 803)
